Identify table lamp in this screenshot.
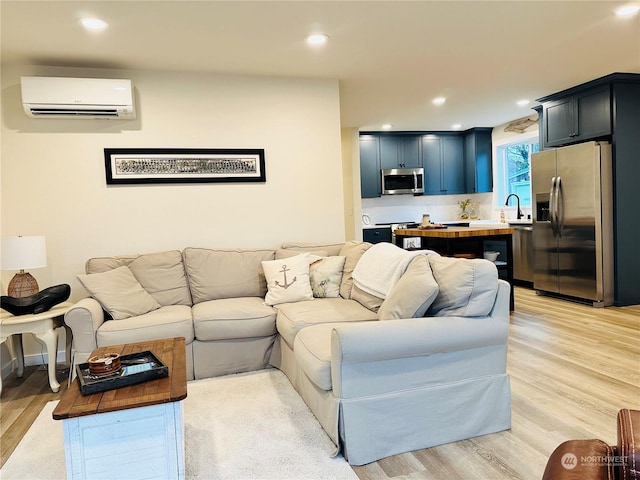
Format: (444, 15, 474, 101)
(1, 236, 47, 298)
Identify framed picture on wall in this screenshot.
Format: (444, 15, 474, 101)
(104, 148, 266, 185)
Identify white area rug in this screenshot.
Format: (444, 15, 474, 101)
(1, 369, 358, 480)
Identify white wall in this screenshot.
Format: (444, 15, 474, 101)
(1, 65, 344, 367)
(361, 192, 494, 226)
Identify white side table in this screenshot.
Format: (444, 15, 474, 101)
(0, 301, 73, 394)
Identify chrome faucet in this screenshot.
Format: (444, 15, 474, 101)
(505, 194, 524, 220)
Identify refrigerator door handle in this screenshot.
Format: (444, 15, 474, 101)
(556, 176, 563, 237)
(550, 177, 558, 236)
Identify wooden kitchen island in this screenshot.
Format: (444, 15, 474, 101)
(395, 226, 515, 310)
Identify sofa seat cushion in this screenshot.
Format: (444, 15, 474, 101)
(276, 298, 377, 348)
(294, 322, 344, 391)
(192, 297, 277, 341)
(96, 305, 194, 346)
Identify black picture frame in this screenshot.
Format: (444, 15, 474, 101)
(104, 148, 266, 185)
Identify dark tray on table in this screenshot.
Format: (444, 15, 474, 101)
(76, 350, 168, 395)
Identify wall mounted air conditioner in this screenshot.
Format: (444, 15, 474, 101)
(20, 76, 136, 119)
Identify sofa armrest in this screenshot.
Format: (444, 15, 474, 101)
(331, 278, 509, 364)
(330, 312, 509, 398)
(489, 279, 510, 319)
(64, 297, 105, 367)
(332, 316, 507, 365)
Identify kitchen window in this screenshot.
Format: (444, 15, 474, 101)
(495, 137, 539, 208)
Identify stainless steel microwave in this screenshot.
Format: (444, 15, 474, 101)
(381, 167, 424, 195)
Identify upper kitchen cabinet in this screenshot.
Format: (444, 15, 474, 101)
(464, 128, 493, 193)
(359, 134, 381, 198)
(421, 134, 465, 195)
(359, 131, 476, 197)
(537, 84, 611, 148)
(379, 135, 422, 169)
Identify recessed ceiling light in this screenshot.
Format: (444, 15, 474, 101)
(452, 123, 462, 130)
(432, 97, 446, 106)
(615, 4, 640, 16)
(78, 17, 108, 31)
(382, 124, 393, 130)
(517, 99, 530, 106)
(305, 33, 329, 46)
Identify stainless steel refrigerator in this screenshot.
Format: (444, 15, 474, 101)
(531, 141, 613, 306)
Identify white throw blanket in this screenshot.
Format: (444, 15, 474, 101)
(352, 242, 425, 299)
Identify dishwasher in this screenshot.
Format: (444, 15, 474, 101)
(512, 224, 534, 283)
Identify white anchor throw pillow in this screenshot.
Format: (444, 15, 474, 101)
(262, 253, 314, 306)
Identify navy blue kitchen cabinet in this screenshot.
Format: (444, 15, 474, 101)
(360, 131, 488, 197)
(421, 134, 465, 195)
(379, 135, 422, 169)
(359, 134, 381, 198)
(534, 72, 640, 306)
(363, 227, 392, 244)
(539, 84, 611, 148)
(464, 128, 493, 193)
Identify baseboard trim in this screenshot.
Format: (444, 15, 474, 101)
(1, 351, 68, 381)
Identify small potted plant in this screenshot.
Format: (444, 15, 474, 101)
(458, 198, 471, 219)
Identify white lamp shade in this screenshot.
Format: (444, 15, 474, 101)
(1, 236, 47, 271)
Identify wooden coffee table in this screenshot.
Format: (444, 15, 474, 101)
(53, 337, 187, 480)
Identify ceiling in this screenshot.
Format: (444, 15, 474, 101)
(2, 1, 639, 131)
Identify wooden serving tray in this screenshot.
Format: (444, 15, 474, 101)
(76, 350, 168, 395)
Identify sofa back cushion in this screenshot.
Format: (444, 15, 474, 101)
(128, 250, 192, 306)
(339, 240, 372, 299)
(426, 256, 498, 317)
(280, 241, 344, 257)
(86, 251, 191, 307)
(86, 254, 139, 274)
(184, 247, 275, 303)
(275, 249, 329, 260)
(378, 255, 439, 320)
(350, 285, 384, 312)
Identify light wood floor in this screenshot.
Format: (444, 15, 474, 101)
(1, 287, 639, 479)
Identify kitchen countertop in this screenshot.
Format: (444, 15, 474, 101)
(395, 226, 515, 238)
(436, 219, 533, 227)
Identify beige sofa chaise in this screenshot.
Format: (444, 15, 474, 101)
(64, 240, 511, 466)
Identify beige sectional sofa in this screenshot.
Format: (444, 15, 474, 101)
(64, 240, 511, 466)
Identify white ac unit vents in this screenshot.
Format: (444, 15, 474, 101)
(20, 76, 136, 119)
